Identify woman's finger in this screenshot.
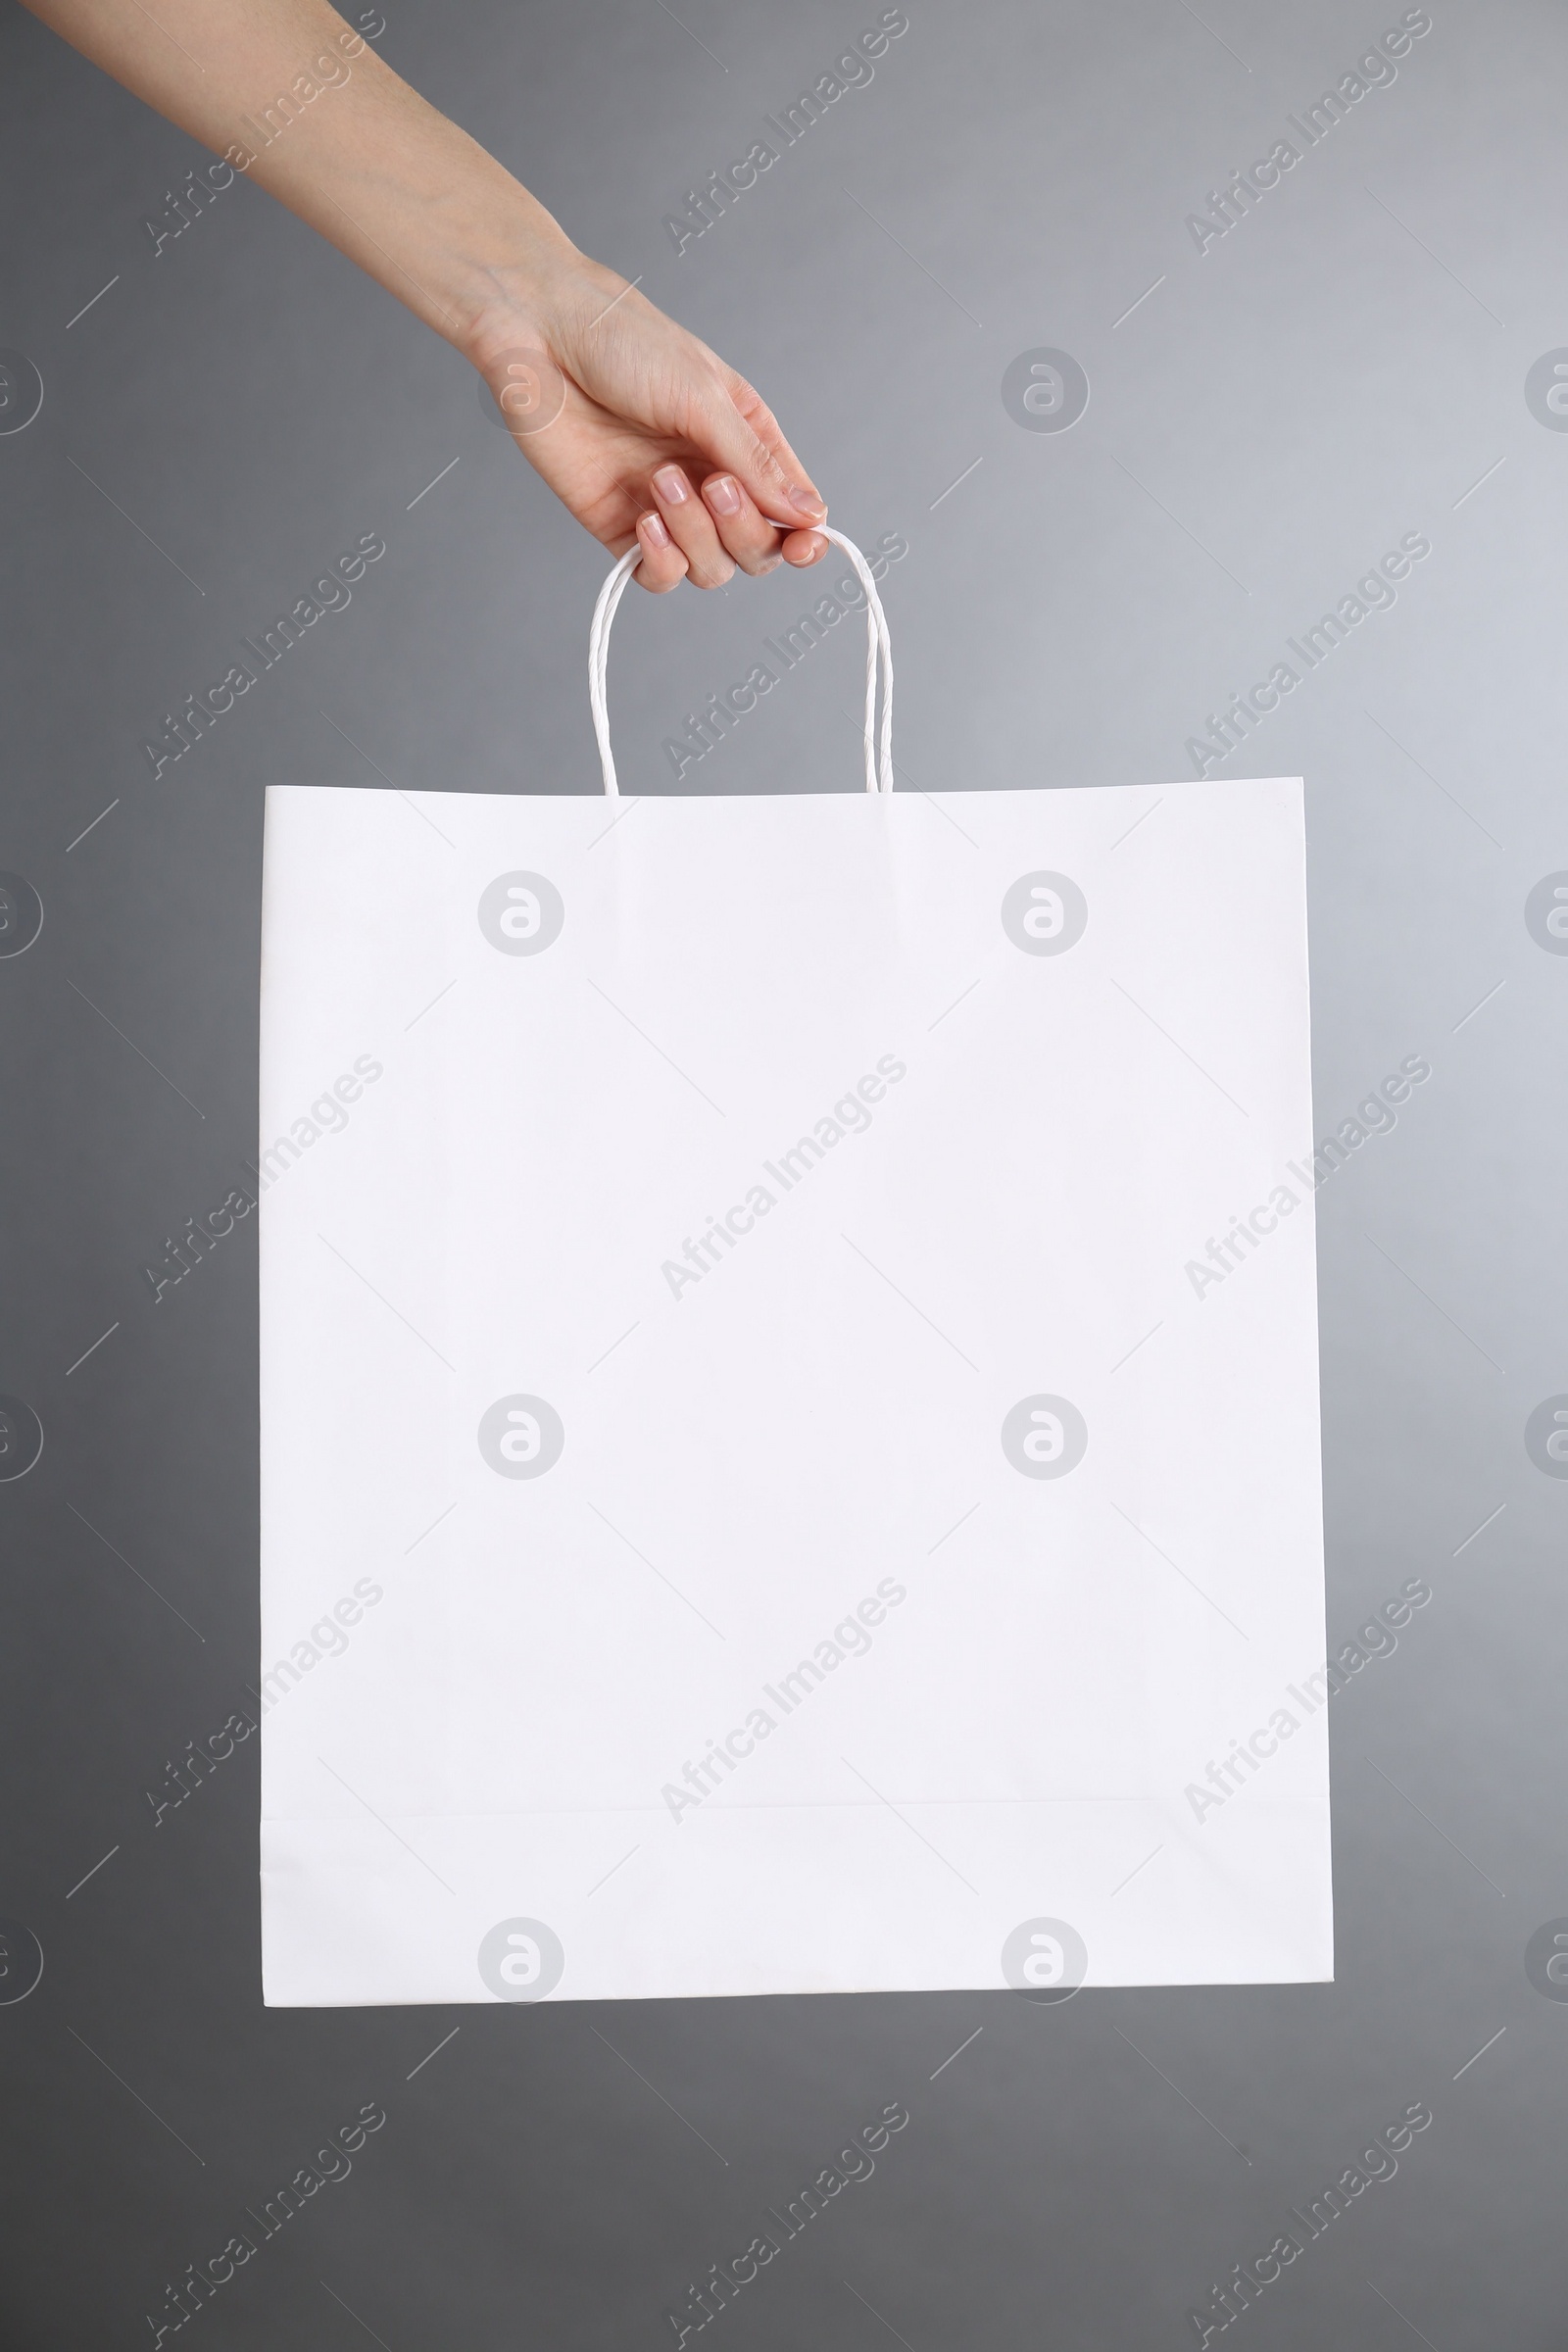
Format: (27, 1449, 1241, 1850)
(661, 359, 826, 538)
(632, 510, 688, 593)
(706, 372, 827, 534)
(650, 463, 734, 589)
(699, 473, 784, 575)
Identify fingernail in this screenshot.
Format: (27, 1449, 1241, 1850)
(652, 465, 690, 506)
(703, 474, 742, 515)
(639, 511, 672, 548)
(788, 484, 826, 518)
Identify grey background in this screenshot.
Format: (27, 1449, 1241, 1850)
(1, 0, 1564, 2342)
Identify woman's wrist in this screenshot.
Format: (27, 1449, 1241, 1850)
(409, 167, 585, 372)
(450, 223, 606, 378)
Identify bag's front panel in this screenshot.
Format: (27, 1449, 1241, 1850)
(260, 780, 1327, 2003)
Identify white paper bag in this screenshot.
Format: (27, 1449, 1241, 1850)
(259, 534, 1329, 2006)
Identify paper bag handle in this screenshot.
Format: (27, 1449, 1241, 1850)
(589, 525, 894, 798)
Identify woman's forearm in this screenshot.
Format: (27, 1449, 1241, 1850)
(21, 0, 571, 358)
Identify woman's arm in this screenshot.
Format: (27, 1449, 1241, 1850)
(21, 0, 828, 591)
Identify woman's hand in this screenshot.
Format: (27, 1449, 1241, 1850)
(469, 252, 828, 593)
(20, 0, 829, 594)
